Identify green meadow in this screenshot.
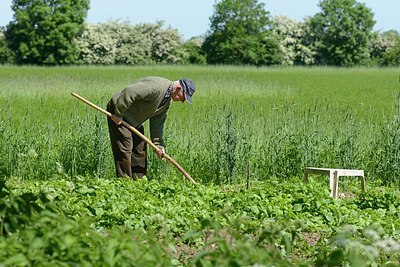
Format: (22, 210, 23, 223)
(0, 66, 399, 183)
(1, 66, 400, 265)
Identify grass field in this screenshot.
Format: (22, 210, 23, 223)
(1, 65, 399, 183)
(1, 66, 400, 265)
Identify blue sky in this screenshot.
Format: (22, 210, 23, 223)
(1, 0, 399, 39)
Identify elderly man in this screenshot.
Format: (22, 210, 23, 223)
(106, 76, 196, 179)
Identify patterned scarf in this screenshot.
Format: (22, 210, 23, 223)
(157, 83, 173, 109)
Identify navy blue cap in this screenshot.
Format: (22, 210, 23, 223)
(179, 78, 196, 104)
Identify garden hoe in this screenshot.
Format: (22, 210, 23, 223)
(71, 92, 197, 185)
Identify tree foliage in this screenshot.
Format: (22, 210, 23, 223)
(271, 16, 316, 65)
(77, 21, 186, 65)
(203, 0, 283, 66)
(1, 0, 398, 66)
(0, 27, 15, 64)
(6, 0, 89, 65)
(181, 37, 207, 65)
(310, 0, 375, 66)
(381, 39, 400, 66)
(371, 30, 400, 66)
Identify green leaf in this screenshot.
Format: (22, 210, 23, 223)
(3, 253, 29, 266)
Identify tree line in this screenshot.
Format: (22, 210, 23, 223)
(0, 0, 399, 66)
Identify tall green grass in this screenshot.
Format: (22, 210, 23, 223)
(0, 66, 399, 184)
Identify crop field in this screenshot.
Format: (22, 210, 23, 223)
(1, 66, 400, 266)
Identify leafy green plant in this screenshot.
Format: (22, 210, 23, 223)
(2, 174, 400, 265)
(0, 178, 52, 236)
(315, 225, 400, 266)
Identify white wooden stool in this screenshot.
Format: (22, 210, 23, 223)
(303, 167, 365, 199)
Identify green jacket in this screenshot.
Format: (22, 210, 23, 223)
(111, 76, 172, 149)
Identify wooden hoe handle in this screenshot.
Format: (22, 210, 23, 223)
(71, 92, 197, 185)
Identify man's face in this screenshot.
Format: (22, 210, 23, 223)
(172, 87, 185, 103)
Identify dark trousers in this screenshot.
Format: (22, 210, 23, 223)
(107, 101, 147, 179)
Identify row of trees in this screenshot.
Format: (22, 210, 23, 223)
(0, 0, 399, 66)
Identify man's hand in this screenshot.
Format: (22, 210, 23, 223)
(156, 148, 165, 159)
(111, 114, 123, 125)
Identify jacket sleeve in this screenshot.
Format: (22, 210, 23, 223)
(149, 111, 167, 149)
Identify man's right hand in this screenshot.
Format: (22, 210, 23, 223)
(111, 114, 123, 125)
